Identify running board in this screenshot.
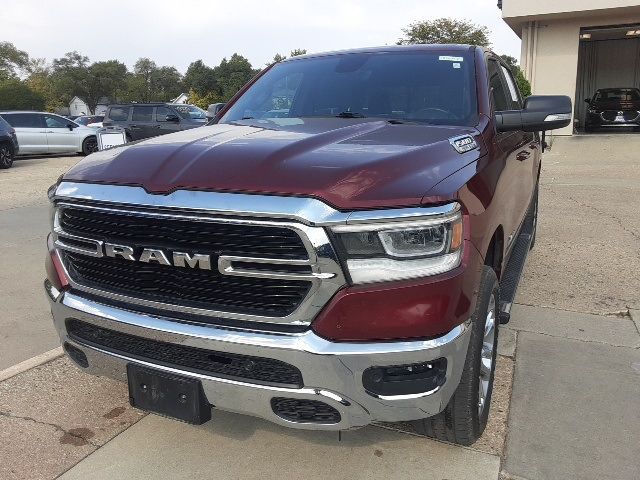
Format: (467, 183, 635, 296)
(498, 206, 535, 325)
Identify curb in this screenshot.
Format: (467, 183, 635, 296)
(0, 346, 64, 382)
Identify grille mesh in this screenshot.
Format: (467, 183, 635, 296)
(67, 319, 303, 387)
(59, 207, 309, 259)
(59, 206, 312, 318)
(64, 252, 311, 317)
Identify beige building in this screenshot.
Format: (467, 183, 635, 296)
(500, 0, 640, 135)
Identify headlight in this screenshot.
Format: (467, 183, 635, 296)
(332, 205, 463, 284)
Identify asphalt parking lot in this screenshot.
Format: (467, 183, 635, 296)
(1, 136, 639, 480)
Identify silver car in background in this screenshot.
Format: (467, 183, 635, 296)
(0, 111, 98, 155)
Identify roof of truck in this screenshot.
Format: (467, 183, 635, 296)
(282, 44, 478, 62)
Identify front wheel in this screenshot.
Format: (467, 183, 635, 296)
(412, 266, 499, 445)
(81, 136, 98, 155)
(0, 143, 14, 169)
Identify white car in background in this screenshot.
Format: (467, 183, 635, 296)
(0, 111, 98, 155)
(74, 115, 104, 129)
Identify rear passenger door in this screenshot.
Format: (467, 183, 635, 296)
(130, 106, 156, 140)
(2, 113, 48, 154)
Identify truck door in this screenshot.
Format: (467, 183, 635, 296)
(487, 59, 536, 248)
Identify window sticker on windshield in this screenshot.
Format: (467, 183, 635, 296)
(453, 63, 461, 69)
(439, 56, 464, 62)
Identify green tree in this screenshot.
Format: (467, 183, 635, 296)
(0, 42, 29, 80)
(151, 66, 183, 100)
(184, 60, 217, 96)
(214, 54, 256, 100)
(187, 88, 223, 110)
(499, 54, 532, 97)
(0, 79, 44, 109)
(289, 49, 307, 57)
(398, 18, 490, 47)
(86, 60, 128, 111)
(50, 51, 90, 106)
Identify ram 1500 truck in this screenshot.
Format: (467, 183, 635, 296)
(45, 45, 571, 445)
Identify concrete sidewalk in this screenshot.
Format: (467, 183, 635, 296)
(501, 305, 640, 480)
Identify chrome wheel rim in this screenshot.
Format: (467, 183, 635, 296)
(478, 294, 496, 416)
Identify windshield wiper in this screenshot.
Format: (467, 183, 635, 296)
(335, 111, 367, 118)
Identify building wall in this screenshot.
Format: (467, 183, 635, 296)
(503, 0, 640, 21)
(519, 11, 640, 135)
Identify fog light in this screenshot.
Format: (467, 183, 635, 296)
(362, 358, 447, 398)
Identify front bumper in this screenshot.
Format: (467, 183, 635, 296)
(46, 284, 471, 431)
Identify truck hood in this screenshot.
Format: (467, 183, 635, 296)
(64, 118, 484, 210)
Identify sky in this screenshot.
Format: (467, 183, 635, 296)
(3, 0, 521, 73)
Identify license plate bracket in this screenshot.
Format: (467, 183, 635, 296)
(127, 364, 211, 425)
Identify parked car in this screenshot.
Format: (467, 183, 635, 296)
(102, 103, 208, 141)
(0, 115, 19, 169)
(0, 112, 98, 155)
(584, 87, 640, 131)
(45, 45, 571, 445)
(74, 115, 104, 129)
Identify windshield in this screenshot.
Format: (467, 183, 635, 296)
(173, 105, 208, 120)
(595, 89, 640, 101)
(220, 51, 478, 126)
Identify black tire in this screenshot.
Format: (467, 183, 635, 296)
(0, 142, 14, 169)
(81, 136, 98, 155)
(412, 266, 499, 446)
(529, 184, 538, 250)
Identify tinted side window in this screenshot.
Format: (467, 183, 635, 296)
(156, 106, 172, 121)
(488, 60, 510, 112)
(3, 113, 43, 128)
(500, 65, 522, 109)
(44, 114, 71, 128)
(132, 106, 154, 122)
(108, 107, 130, 121)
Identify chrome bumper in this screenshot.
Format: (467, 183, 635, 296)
(46, 284, 471, 431)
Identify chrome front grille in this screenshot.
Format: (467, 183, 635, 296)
(52, 201, 346, 329)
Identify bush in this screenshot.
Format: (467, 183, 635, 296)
(0, 79, 45, 110)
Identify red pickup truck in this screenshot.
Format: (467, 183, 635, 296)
(45, 45, 571, 445)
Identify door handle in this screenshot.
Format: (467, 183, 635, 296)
(516, 151, 531, 161)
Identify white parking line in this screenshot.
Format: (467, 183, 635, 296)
(0, 346, 64, 382)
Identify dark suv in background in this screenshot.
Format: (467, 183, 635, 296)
(102, 103, 208, 141)
(584, 88, 640, 131)
(0, 115, 19, 169)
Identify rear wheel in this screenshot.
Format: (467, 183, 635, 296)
(81, 136, 98, 155)
(412, 266, 499, 446)
(0, 142, 14, 169)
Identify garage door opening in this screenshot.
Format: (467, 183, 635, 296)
(575, 24, 640, 134)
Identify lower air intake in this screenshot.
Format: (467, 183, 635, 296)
(271, 397, 341, 424)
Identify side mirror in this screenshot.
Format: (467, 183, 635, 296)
(207, 102, 226, 120)
(67, 123, 76, 130)
(165, 114, 180, 123)
(495, 95, 573, 132)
